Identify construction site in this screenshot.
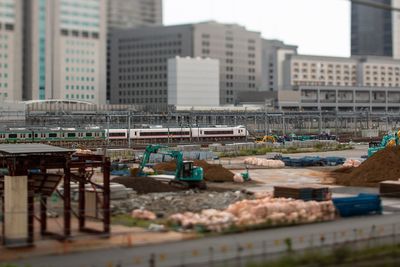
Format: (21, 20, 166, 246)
(1, 129, 400, 267)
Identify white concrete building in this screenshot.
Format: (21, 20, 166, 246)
(0, 0, 22, 101)
(168, 57, 220, 107)
(283, 55, 400, 88)
(23, 0, 107, 104)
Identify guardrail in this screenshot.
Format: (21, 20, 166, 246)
(2, 211, 400, 267)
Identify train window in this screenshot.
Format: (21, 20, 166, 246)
(34, 134, 38, 138)
(68, 133, 76, 137)
(109, 132, 126, 137)
(9, 134, 17, 138)
(49, 133, 57, 138)
(86, 133, 93, 137)
(28, 134, 32, 138)
(203, 131, 234, 135)
(139, 131, 190, 136)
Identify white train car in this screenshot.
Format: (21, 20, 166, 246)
(130, 128, 191, 140)
(196, 126, 247, 140)
(107, 126, 248, 143)
(106, 129, 128, 139)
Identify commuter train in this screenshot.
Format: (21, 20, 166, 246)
(0, 126, 249, 143)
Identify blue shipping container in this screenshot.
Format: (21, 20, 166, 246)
(332, 193, 382, 217)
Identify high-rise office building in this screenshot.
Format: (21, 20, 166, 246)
(23, 0, 107, 104)
(0, 0, 23, 101)
(106, 0, 163, 102)
(109, 21, 261, 107)
(261, 39, 297, 92)
(108, 0, 162, 29)
(351, 0, 393, 57)
(392, 0, 400, 58)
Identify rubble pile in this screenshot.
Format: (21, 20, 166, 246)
(111, 190, 252, 217)
(243, 157, 285, 168)
(168, 195, 335, 232)
(342, 159, 361, 168)
(131, 209, 156, 220)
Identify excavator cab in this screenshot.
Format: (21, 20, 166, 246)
(138, 145, 205, 188)
(182, 161, 193, 178)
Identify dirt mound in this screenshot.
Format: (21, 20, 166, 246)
(112, 176, 183, 194)
(153, 161, 176, 172)
(332, 146, 400, 187)
(154, 160, 234, 182)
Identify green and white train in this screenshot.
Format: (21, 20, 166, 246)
(0, 127, 105, 143)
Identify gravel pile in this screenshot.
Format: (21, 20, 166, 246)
(110, 190, 253, 217)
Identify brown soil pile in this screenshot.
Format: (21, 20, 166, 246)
(332, 146, 400, 187)
(112, 176, 183, 194)
(154, 160, 234, 182)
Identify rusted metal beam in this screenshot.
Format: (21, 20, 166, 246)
(63, 161, 71, 238)
(28, 175, 35, 244)
(40, 197, 47, 235)
(78, 169, 86, 231)
(103, 157, 111, 235)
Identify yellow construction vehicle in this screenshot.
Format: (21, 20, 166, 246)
(255, 135, 276, 143)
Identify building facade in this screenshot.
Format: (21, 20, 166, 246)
(23, 0, 107, 104)
(261, 39, 297, 92)
(276, 55, 400, 112)
(278, 85, 400, 113)
(351, 0, 392, 57)
(106, 0, 163, 102)
(283, 55, 400, 88)
(0, 0, 22, 102)
(108, 0, 162, 29)
(167, 57, 219, 107)
(109, 21, 261, 107)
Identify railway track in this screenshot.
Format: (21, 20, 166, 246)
(0, 138, 253, 150)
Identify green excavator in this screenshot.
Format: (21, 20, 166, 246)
(137, 144, 206, 189)
(368, 130, 400, 157)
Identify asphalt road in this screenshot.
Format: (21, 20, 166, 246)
(283, 144, 369, 159)
(10, 213, 400, 267)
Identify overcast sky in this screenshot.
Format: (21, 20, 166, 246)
(164, 0, 350, 57)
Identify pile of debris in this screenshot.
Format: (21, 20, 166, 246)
(333, 146, 400, 187)
(112, 176, 182, 194)
(243, 157, 285, 168)
(110, 190, 253, 217)
(169, 194, 335, 232)
(154, 160, 234, 182)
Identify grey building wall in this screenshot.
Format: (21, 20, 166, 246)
(108, 0, 162, 29)
(261, 39, 297, 92)
(107, 0, 163, 102)
(0, 0, 23, 102)
(192, 22, 262, 104)
(109, 21, 262, 107)
(23, 0, 107, 104)
(351, 0, 392, 57)
(110, 24, 193, 110)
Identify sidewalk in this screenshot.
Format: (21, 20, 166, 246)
(0, 221, 194, 262)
